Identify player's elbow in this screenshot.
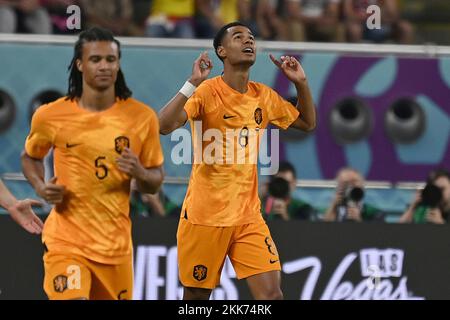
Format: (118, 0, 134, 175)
(304, 121, 316, 132)
(147, 178, 163, 194)
(159, 126, 173, 135)
(142, 167, 164, 194)
(138, 181, 162, 195)
(148, 185, 161, 195)
(160, 122, 183, 135)
(158, 117, 176, 135)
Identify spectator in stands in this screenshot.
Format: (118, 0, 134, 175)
(145, 0, 196, 38)
(41, 0, 79, 34)
(128, 0, 152, 36)
(343, 0, 413, 44)
(80, 0, 133, 36)
(0, 178, 43, 234)
(399, 169, 450, 224)
(262, 161, 317, 221)
(255, 0, 289, 41)
(195, 0, 256, 39)
(323, 167, 385, 222)
(285, 0, 343, 42)
(0, 0, 52, 34)
(130, 180, 181, 218)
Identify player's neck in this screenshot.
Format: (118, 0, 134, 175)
(222, 63, 250, 93)
(78, 85, 116, 111)
(222, 66, 249, 94)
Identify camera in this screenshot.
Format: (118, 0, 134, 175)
(268, 177, 290, 199)
(421, 183, 442, 208)
(342, 186, 365, 204)
(265, 177, 290, 218)
(337, 185, 365, 222)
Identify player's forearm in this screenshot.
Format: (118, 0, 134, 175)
(295, 81, 316, 131)
(0, 179, 18, 210)
(21, 151, 46, 195)
(135, 167, 164, 194)
(158, 93, 189, 135)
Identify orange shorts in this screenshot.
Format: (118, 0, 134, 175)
(43, 252, 133, 300)
(177, 217, 281, 289)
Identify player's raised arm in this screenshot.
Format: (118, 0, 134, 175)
(269, 54, 316, 132)
(0, 178, 44, 234)
(158, 51, 213, 135)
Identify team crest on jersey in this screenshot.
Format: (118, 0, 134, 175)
(193, 265, 207, 281)
(53, 275, 68, 293)
(118, 289, 128, 300)
(265, 236, 279, 256)
(115, 136, 130, 154)
(254, 107, 263, 125)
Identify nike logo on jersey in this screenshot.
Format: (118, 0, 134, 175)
(223, 115, 236, 119)
(66, 143, 82, 148)
(269, 259, 279, 264)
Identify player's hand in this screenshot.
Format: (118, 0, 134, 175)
(8, 199, 44, 234)
(116, 148, 146, 179)
(189, 51, 213, 87)
(269, 54, 306, 85)
(37, 177, 66, 204)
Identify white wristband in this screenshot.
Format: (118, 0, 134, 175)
(179, 81, 197, 98)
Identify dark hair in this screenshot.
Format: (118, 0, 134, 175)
(278, 161, 297, 180)
(213, 21, 251, 61)
(428, 168, 450, 183)
(420, 168, 449, 209)
(66, 27, 132, 101)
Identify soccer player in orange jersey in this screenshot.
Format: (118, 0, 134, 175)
(21, 27, 164, 300)
(1, 178, 43, 234)
(159, 21, 316, 300)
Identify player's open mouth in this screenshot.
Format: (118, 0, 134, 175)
(242, 47, 254, 54)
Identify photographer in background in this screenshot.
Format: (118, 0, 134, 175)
(323, 167, 385, 222)
(129, 179, 181, 218)
(262, 161, 317, 221)
(399, 169, 450, 224)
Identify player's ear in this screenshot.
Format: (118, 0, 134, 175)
(76, 59, 82, 72)
(217, 46, 226, 60)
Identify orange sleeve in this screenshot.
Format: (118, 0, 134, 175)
(140, 109, 164, 168)
(184, 82, 211, 120)
(265, 86, 300, 130)
(24, 106, 55, 159)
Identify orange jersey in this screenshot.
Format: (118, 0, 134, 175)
(25, 97, 163, 264)
(182, 76, 299, 226)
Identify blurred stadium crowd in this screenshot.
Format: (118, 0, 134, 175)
(1, 0, 450, 45)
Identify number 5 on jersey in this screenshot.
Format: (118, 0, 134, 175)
(95, 156, 108, 180)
